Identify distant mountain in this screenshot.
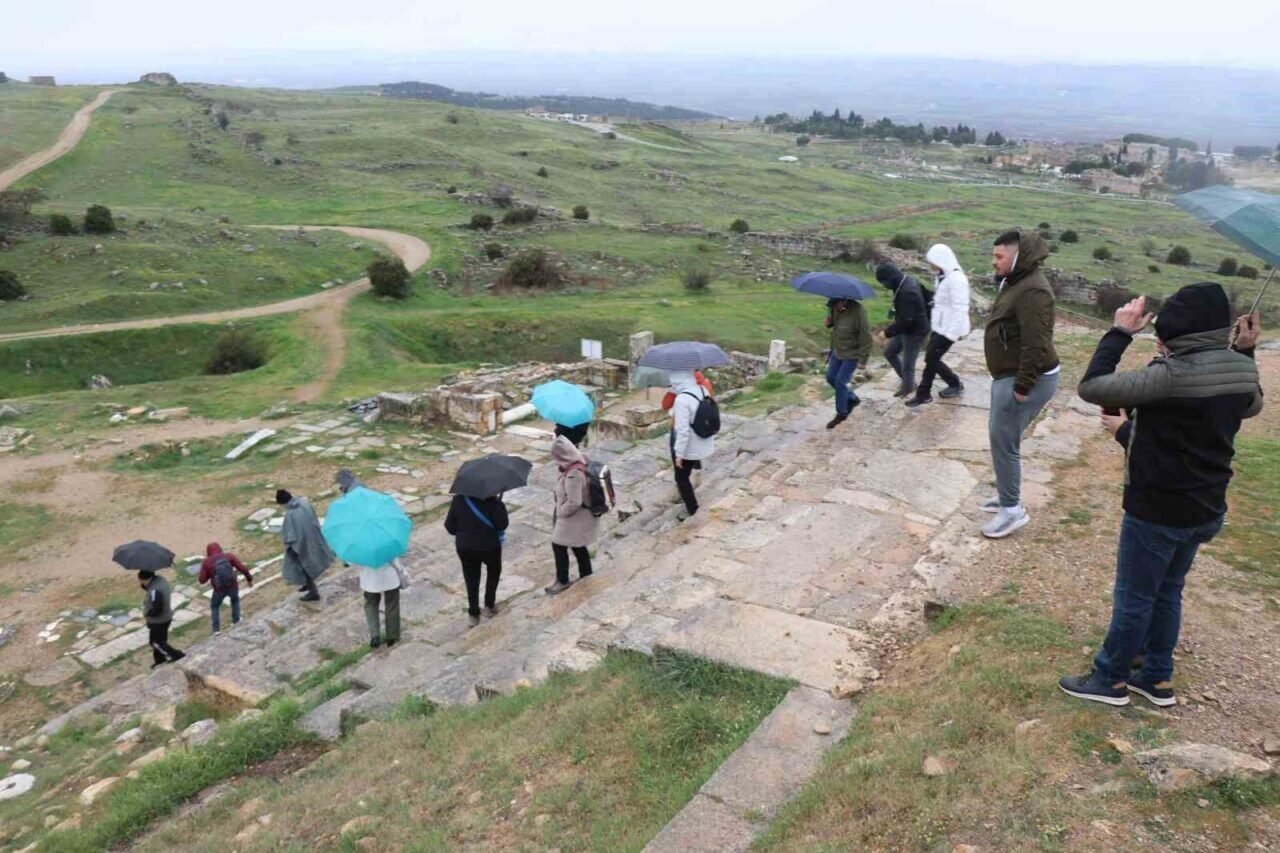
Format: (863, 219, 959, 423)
(374, 81, 716, 120)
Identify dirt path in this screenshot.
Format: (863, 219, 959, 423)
(0, 89, 121, 191)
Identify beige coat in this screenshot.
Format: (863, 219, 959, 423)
(550, 436, 600, 548)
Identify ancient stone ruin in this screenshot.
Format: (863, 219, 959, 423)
(138, 72, 178, 86)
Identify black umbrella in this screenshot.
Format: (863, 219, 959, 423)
(637, 341, 731, 371)
(112, 540, 175, 572)
(450, 454, 534, 498)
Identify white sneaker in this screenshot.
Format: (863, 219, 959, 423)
(979, 494, 1002, 513)
(982, 506, 1029, 539)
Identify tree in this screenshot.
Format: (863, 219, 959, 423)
(1232, 145, 1271, 160)
(1167, 245, 1192, 266)
(795, 135, 810, 147)
(1217, 257, 1239, 276)
(729, 218, 750, 234)
(367, 256, 412, 298)
(49, 213, 76, 235)
(468, 213, 494, 231)
(984, 131, 1006, 147)
(498, 249, 562, 289)
(572, 205, 589, 221)
(1060, 230, 1079, 243)
(0, 269, 25, 301)
(0, 188, 45, 221)
(501, 207, 538, 225)
(205, 329, 266, 375)
(83, 204, 116, 234)
(1092, 246, 1113, 261)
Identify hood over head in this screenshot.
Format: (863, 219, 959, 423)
(1155, 282, 1232, 343)
(206, 542, 223, 557)
(875, 262, 904, 290)
(335, 468, 360, 493)
(925, 244, 961, 274)
(668, 369, 699, 393)
(1007, 230, 1050, 281)
(551, 435, 584, 468)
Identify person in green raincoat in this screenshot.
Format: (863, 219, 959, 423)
(276, 489, 335, 601)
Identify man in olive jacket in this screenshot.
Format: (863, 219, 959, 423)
(825, 297, 872, 429)
(1060, 285, 1262, 707)
(981, 230, 1060, 539)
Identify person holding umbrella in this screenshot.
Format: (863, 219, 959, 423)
(447, 454, 531, 621)
(533, 380, 595, 448)
(114, 540, 185, 667)
(546, 436, 599, 594)
(790, 272, 876, 428)
(277, 489, 335, 602)
(323, 486, 413, 647)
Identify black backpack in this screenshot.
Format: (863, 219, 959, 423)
(681, 391, 721, 439)
(576, 460, 616, 517)
(212, 554, 237, 592)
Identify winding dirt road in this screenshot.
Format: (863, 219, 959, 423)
(0, 89, 122, 190)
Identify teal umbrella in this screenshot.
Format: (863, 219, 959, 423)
(322, 487, 412, 568)
(531, 380, 595, 427)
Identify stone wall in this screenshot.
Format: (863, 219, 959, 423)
(378, 389, 503, 435)
(1045, 269, 1112, 306)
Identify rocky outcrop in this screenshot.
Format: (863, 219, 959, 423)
(139, 72, 178, 86)
(1131, 742, 1273, 791)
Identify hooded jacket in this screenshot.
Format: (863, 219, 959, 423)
(984, 231, 1059, 394)
(444, 493, 510, 552)
(924, 244, 971, 343)
(550, 436, 600, 548)
(335, 468, 364, 495)
(828, 299, 872, 362)
(876, 262, 930, 338)
(142, 574, 173, 626)
(1078, 285, 1262, 526)
(670, 371, 715, 462)
(198, 542, 252, 592)
(281, 496, 336, 585)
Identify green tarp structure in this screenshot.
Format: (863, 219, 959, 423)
(1174, 185, 1280, 268)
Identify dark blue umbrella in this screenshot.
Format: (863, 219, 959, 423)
(637, 341, 731, 371)
(790, 271, 877, 301)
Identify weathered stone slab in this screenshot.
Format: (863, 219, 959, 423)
(892, 405, 990, 454)
(845, 449, 977, 519)
(299, 688, 366, 740)
(24, 657, 84, 687)
(655, 599, 871, 691)
(643, 793, 759, 853)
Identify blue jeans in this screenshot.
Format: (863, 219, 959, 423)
(825, 356, 860, 416)
(1093, 513, 1223, 685)
(210, 588, 240, 633)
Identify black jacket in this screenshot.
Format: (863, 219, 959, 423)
(444, 494, 510, 552)
(883, 274, 930, 338)
(1078, 327, 1263, 526)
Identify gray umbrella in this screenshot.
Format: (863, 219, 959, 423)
(112, 540, 175, 572)
(637, 341, 731, 371)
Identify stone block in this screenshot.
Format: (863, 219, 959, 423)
(768, 340, 787, 371)
(643, 793, 758, 853)
(299, 689, 366, 740)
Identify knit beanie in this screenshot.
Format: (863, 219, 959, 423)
(1154, 282, 1231, 342)
(875, 262, 903, 289)
(275, 488, 293, 505)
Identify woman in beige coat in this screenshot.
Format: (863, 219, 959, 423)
(545, 436, 599, 595)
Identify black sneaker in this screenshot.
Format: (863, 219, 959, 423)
(299, 592, 321, 602)
(1128, 678, 1176, 708)
(370, 637, 382, 649)
(939, 384, 964, 399)
(826, 413, 848, 430)
(1058, 671, 1130, 706)
(849, 396, 862, 410)
(904, 395, 933, 408)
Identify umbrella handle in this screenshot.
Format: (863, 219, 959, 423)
(1229, 267, 1274, 350)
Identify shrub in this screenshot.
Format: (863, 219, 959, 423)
(1049, 243, 1060, 253)
(1139, 236, 1158, 256)
(683, 263, 713, 291)
(499, 250, 562, 289)
(214, 111, 229, 130)
(483, 242, 505, 260)
(728, 218, 750, 234)
(489, 184, 514, 208)
(446, 113, 460, 124)
(536, 166, 549, 178)
(888, 233, 920, 251)
(83, 204, 116, 234)
(851, 238, 883, 264)
(1148, 264, 1161, 273)
(367, 256, 412, 299)
(1037, 221, 1051, 230)
(0, 188, 45, 222)
(1059, 229, 1079, 243)
(0, 269, 25, 301)
(204, 329, 266, 375)
(502, 207, 538, 225)
(1217, 257, 1239, 276)
(469, 213, 494, 231)
(1092, 246, 1113, 261)
(796, 135, 810, 146)
(49, 213, 76, 235)
(572, 205, 589, 221)
(1167, 245, 1192, 266)
(601, 131, 617, 140)
(1238, 265, 1259, 279)
(445, 185, 457, 194)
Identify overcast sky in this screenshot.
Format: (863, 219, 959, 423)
(6, 0, 1279, 69)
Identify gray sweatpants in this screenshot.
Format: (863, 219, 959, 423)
(988, 373, 1059, 508)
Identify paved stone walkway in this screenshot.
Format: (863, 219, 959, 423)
(36, 335, 1093, 846)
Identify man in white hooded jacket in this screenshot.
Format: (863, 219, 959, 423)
(669, 370, 715, 520)
(907, 243, 971, 407)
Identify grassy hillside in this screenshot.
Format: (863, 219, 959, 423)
(0, 83, 99, 169)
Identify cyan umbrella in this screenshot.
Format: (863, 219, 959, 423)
(531, 380, 595, 427)
(322, 487, 412, 568)
(791, 271, 877, 300)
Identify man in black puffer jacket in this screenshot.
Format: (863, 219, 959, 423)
(876, 261, 931, 397)
(1060, 283, 1262, 708)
